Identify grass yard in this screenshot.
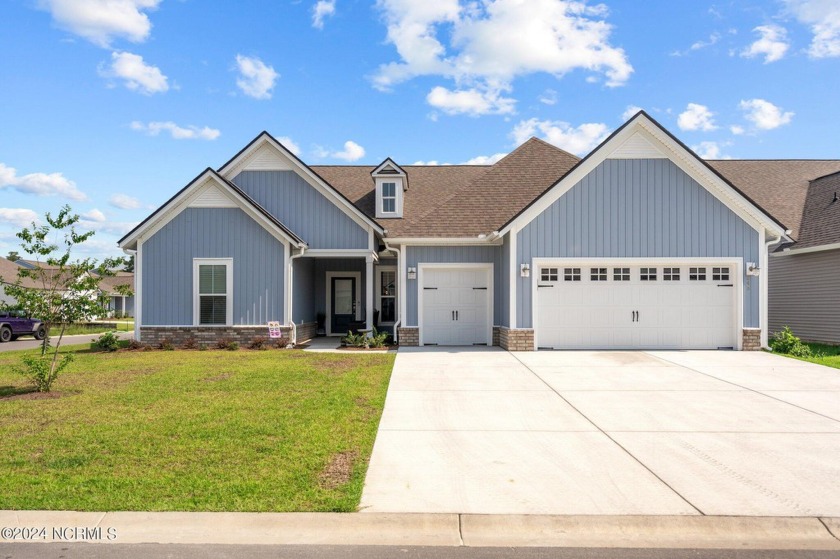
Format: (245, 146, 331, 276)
(0, 344, 394, 512)
(797, 342, 840, 369)
(61, 321, 134, 335)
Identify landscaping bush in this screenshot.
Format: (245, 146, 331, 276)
(159, 339, 175, 351)
(216, 338, 232, 350)
(127, 339, 144, 351)
(181, 338, 198, 350)
(94, 331, 120, 352)
(15, 353, 74, 392)
(770, 326, 812, 357)
(248, 336, 269, 350)
(226, 341, 239, 351)
(342, 330, 368, 348)
(342, 328, 389, 349)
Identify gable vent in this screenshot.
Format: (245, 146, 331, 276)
(243, 144, 293, 171)
(608, 132, 666, 159)
(189, 184, 237, 208)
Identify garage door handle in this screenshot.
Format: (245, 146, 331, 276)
(717, 284, 734, 287)
(424, 287, 438, 290)
(455, 310, 459, 321)
(538, 284, 554, 288)
(472, 287, 487, 290)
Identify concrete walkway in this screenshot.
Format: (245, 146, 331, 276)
(1, 511, 839, 549)
(360, 348, 840, 516)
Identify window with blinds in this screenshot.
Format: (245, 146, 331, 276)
(198, 264, 228, 325)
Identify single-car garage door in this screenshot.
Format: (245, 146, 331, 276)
(420, 266, 491, 346)
(536, 263, 736, 350)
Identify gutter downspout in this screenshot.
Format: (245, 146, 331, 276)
(288, 245, 306, 346)
(382, 239, 401, 343)
(761, 231, 785, 349)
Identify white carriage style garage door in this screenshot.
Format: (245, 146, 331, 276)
(536, 262, 738, 350)
(420, 266, 492, 346)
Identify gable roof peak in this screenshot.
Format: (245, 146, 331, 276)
(372, 157, 406, 176)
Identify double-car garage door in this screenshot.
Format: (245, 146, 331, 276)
(536, 262, 737, 350)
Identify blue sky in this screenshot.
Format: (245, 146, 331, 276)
(1, 0, 838, 260)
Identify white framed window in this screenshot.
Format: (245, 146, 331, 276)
(590, 267, 607, 281)
(541, 267, 558, 281)
(613, 267, 630, 281)
(689, 267, 707, 281)
(663, 267, 680, 281)
(375, 178, 404, 218)
(193, 258, 233, 326)
(640, 267, 657, 281)
(564, 268, 581, 281)
(376, 267, 397, 324)
(381, 182, 396, 213)
(712, 267, 730, 281)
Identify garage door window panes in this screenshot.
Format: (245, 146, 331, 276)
(541, 267, 558, 281)
(613, 268, 630, 281)
(690, 267, 707, 281)
(590, 268, 607, 281)
(663, 267, 680, 281)
(712, 267, 730, 281)
(640, 267, 657, 281)
(564, 268, 581, 281)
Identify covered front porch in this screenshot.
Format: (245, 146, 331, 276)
(290, 252, 398, 341)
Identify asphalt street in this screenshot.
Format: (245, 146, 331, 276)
(0, 331, 133, 352)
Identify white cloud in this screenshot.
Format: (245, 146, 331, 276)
(0, 163, 87, 201)
(741, 25, 789, 63)
(109, 193, 142, 210)
(538, 89, 558, 106)
(677, 103, 718, 131)
(85, 221, 139, 235)
(82, 208, 107, 222)
(730, 125, 745, 135)
(130, 121, 221, 140)
(275, 136, 301, 156)
(739, 98, 794, 130)
(783, 0, 840, 58)
(412, 160, 442, 166)
(101, 51, 168, 94)
(312, 0, 336, 29)
(0, 208, 39, 228)
(235, 55, 279, 100)
(621, 105, 643, 121)
(426, 85, 515, 116)
(329, 141, 366, 162)
(670, 32, 721, 56)
(512, 118, 610, 156)
(40, 0, 160, 47)
(373, 0, 632, 114)
(692, 141, 729, 159)
(462, 153, 507, 165)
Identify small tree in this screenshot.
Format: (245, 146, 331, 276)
(0, 205, 126, 391)
(7, 251, 20, 262)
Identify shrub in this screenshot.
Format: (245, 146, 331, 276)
(770, 326, 812, 357)
(367, 328, 389, 348)
(94, 330, 121, 352)
(159, 338, 175, 351)
(16, 352, 74, 392)
(342, 330, 368, 348)
(226, 341, 239, 351)
(249, 336, 269, 350)
(127, 339, 144, 351)
(216, 338, 232, 350)
(198, 344, 208, 352)
(181, 338, 198, 350)
(342, 328, 389, 349)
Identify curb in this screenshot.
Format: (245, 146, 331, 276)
(1, 511, 840, 549)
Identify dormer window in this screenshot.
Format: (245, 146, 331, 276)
(372, 158, 407, 219)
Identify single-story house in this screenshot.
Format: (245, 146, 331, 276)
(118, 111, 840, 350)
(96, 272, 135, 318)
(0, 256, 27, 308)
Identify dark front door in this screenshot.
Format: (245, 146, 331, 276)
(331, 277, 356, 334)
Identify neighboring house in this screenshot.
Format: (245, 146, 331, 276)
(97, 272, 135, 318)
(119, 111, 837, 351)
(0, 256, 27, 307)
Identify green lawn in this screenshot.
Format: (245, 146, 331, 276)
(61, 321, 134, 335)
(0, 344, 394, 512)
(799, 342, 840, 369)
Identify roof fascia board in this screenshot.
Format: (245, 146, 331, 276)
(499, 113, 786, 238)
(218, 132, 383, 235)
(119, 170, 302, 250)
(388, 237, 503, 246)
(772, 242, 840, 256)
(372, 158, 406, 176)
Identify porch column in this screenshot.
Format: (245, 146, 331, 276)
(121, 295, 126, 316)
(366, 255, 374, 330)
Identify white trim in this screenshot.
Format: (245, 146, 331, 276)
(218, 133, 383, 234)
(283, 243, 291, 324)
(368, 229, 375, 252)
(192, 258, 234, 327)
(772, 241, 840, 256)
(399, 245, 407, 331)
(508, 228, 517, 329)
(119, 170, 300, 250)
(372, 158, 406, 176)
(389, 237, 504, 246)
(375, 177, 404, 218)
(531, 257, 744, 351)
(366, 257, 374, 329)
(325, 271, 362, 336)
(417, 263, 494, 347)
(188, 182, 238, 208)
(134, 243, 142, 342)
(500, 115, 786, 239)
(304, 249, 377, 259)
(375, 265, 398, 326)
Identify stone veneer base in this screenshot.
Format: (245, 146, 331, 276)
(499, 327, 535, 351)
(140, 322, 317, 347)
(742, 328, 761, 351)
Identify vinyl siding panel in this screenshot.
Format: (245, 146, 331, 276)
(406, 245, 503, 326)
(292, 257, 315, 324)
(769, 249, 840, 343)
(232, 171, 369, 249)
(517, 159, 760, 328)
(142, 208, 285, 325)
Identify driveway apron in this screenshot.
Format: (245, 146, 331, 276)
(360, 347, 840, 516)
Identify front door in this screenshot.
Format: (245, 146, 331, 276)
(331, 277, 356, 335)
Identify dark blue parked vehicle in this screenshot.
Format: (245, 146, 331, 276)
(0, 310, 46, 343)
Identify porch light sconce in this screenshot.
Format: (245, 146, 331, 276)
(746, 262, 760, 276)
(520, 263, 530, 278)
(407, 267, 417, 280)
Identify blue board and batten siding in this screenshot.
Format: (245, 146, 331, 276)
(142, 207, 285, 325)
(232, 171, 369, 249)
(516, 159, 760, 328)
(406, 246, 503, 326)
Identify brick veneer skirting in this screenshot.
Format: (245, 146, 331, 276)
(140, 322, 317, 347)
(492, 326, 501, 347)
(742, 328, 761, 351)
(499, 327, 535, 351)
(397, 327, 419, 347)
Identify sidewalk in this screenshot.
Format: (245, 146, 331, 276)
(1, 511, 838, 549)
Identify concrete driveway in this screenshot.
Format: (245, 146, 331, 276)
(360, 348, 840, 516)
